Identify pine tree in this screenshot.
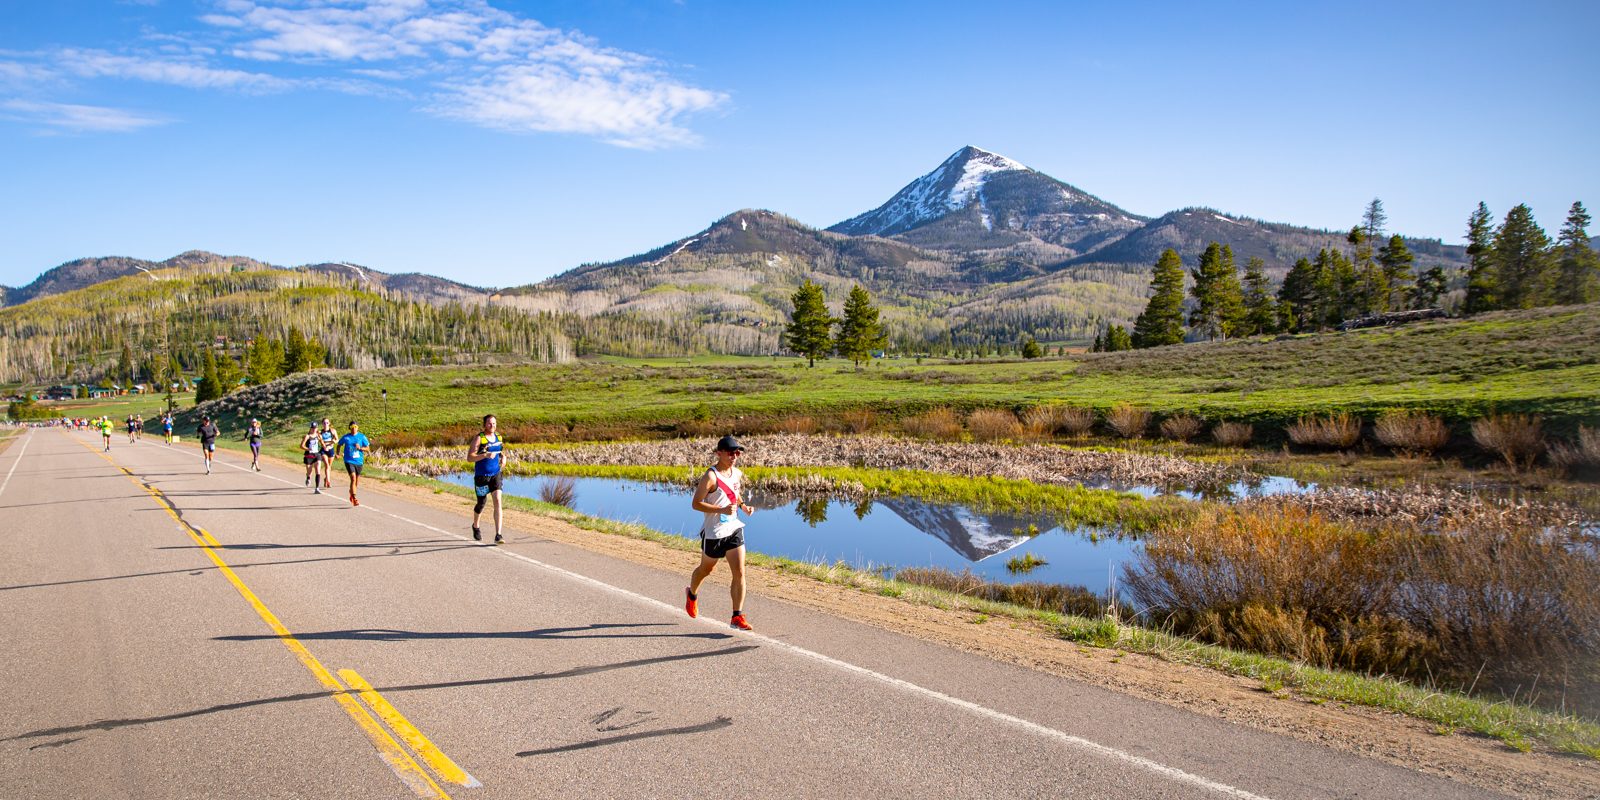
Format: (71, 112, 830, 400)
(1323, 248, 1359, 325)
(1132, 249, 1186, 348)
(1105, 324, 1133, 351)
(116, 342, 134, 387)
(1240, 256, 1277, 335)
(833, 285, 888, 369)
(195, 348, 220, 404)
(1353, 259, 1390, 315)
(214, 351, 242, 395)
(1463, 202, 1498, 313)
(1277, 257, 1320, 333)
(1377, 235, 1415, 309)
(1091, 329, 1105, 352)
(785, 280, 836, 367)
(284, 326, 309, 374)
(1554, 201, 1599, 305)
(1189, 242, 1244, 340)
(1412, 266, 1448, 309)
(1490, 204, 1553, 309)
(1362, 198, 1388, 247)
(246, 337, 284, 385)
(1020, 338, 1043, 359)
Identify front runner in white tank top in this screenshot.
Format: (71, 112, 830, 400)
(686, 435, 756, 631)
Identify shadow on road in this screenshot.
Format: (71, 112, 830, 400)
(517, 717, 734, 757)
(2, 644, 759, 744)
(0, 544, 474, 593)
(214, 622, 735, 643)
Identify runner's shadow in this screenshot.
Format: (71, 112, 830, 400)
(0, 644, 758, 744)
(0, 544, 476, 593)
(517, 717, 734, 757)
(214, 622, 733, 642)
(156, 539, 459, 551)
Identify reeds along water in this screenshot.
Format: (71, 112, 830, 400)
(1124, 502, 1600, 714)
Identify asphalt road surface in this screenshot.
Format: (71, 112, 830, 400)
(0, 428, 1509, 799)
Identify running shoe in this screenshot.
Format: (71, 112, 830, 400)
(305, 476, 310, 486)
(472, 526, 481, 541)
(493, 533, 504, 545)
(313, 487, 322, 495)
(684, 588, 697, 618)
(729, 614, 753, 631)
(349, 493, 357, 506)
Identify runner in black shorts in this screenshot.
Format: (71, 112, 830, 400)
(466, 414, 505, 543)
(686, 435, 756, 631)
(301, 422, 324, 493)
(247, 418, 264, 471)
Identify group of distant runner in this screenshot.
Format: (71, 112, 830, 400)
(68, 410, 759, 630)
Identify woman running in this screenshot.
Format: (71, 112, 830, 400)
(247, 418, 264, 471)
(301, 422, 324, 493)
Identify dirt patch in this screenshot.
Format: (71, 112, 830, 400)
(349, 464, 1599, 800)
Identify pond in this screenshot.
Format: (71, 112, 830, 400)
(439, 473, 1150, 595)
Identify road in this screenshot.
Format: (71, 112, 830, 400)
(0, 428, 1508, 799)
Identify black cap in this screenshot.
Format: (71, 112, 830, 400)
(715, 434, 745, 452)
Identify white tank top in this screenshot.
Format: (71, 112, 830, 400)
(701, 467, 745, 540)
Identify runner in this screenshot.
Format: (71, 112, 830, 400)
(466, 414, 504, 543)
(162, 414, 174, 445)
(126, 414, 137, 444)
(685, 435, 756, 631)
(133, 414, 143, 442)
(301, 422, 324, 493)
(99, 416, 113, 452)
(246, 418, 264, 471)
(318, 418, 338, 490)
(337, 421, 370, 506)
(196, 416, 220, 474)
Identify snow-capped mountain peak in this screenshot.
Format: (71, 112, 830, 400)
(829, 145, 1034, 237)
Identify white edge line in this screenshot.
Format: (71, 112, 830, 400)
(0, 431, 34, 500)
(108, 430, 1274, 800)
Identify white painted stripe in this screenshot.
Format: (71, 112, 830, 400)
(0, 431, 34, 500)
(137, 436, 1275, 799)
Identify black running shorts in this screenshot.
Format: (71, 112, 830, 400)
(701, 529, 745, 559)
(474, 472, 503, 495)
(345, 462, 363, 476)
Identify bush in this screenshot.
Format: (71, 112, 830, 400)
(1157, 414, 1204, 442)
(1021, 405, 1071, 439)
(1470, 414, 1544, 470)
(538, 476, 577, 508)
(895, 567, 1104, 617)
(1056, 406, 1096, 437)
(900, 407, 963, 441)
(1286, 413, 1362, 450)
(774, 415, 819, 435)
(1550, 425, 1600, 473)
(1105, 403, 1150, 439)
(967, 408, 1021, 442)
(1372, 411, 1450, 457)
(839, 408, 878, 434)
(1211, 421, 1253, 448)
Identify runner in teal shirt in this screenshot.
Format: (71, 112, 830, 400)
(337, 421, 371, 507)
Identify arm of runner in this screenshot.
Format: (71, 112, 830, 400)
(691, 471, 733, 515)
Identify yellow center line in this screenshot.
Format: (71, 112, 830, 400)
(339, 669, 481, 788)
(71, 436, 455, 799)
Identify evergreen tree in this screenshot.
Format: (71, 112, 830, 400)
(1240, 256, 1277, 335)
(1554, 201, 1599, 304)
(1131, 249, 1186, 348)
(833, 285, 888, 369)
(1091, 329, 1105, 352)
(246, 336, 284, 385)
(116, 342, 134, 387)
(1353, 259, 1390, 315)
(215, 351, 242, 395)
(785, 280, 836, 367)
(1189, 242, 1244, 340)
(1105, 324, 1133, 351)
(1463, 202, 1498, 313)
(195, 348, 220, 404)
(1361, 198, 1388, 247)
(1277, 257, 1320, 332)
(1377, 235, 1415, 309)
(284, 326, 309, 374)
(1490, 203, 1553, 309)
(1412, 266, 1448, 309)
(1323, 248, 1359, 324)
(1020, 337, 1043, 359)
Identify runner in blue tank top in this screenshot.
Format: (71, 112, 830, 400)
(466, 414, 505, 543)
(337, 421, 370, 507)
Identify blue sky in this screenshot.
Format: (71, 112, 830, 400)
(2, 0, 1595, 289)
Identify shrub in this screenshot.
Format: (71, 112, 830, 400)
(1157, 414, 1204, 442)
(1212, 421, 1253, 448)
(1286, 413, 1362, 450)
(774, 415, 819, 435)
(1105, 404, 1150, 439)
(900, 407, 963, 441)
(1372, 411, 1450, 457)
(539, 476, 577, 508)
(1470, 414, 1544, 470)
(1021, 405, 1071, 439)
(1056, 406, 1096, 437)
(894, 567, 1103, 617)
(1584, 425, 1600, 463)
(839, 408, 878, 434)
(967, 408, 1021, 442)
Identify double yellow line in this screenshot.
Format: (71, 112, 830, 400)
(77, 438, 478, 797)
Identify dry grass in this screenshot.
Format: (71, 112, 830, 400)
(1373, 411, 1450, 457)
(1286, 413, 1363, 450)
(1106, 403, 1150, 439)
(1021, 405, 1078, 439)
(1471, 414, 1545, 471)
(1212, 421, 1254, 448)
(967, 408, 1021, 442)
(839, 408, 879, 434)
(894, 566, 1104, 617)
(1157, 414, 1204, 442)
(1548, 426, 1600, 474)
(538, 475, 577, 507)
(773, 415, 820, 435)
(900, 408, 964, 441)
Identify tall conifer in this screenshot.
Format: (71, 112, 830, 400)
(1554, 201, 1598, 305)
(1241, 257, 1277, 335)
(834, 285, 888, 369)
(1463, 202, 1498, 313)
(1378, 235, 1415, 309)
(1490, 204, 1552, 309)
(1132, 249, 1186, 348)
(784, 280, 835, 367)
(1188, 242, 1244, 340)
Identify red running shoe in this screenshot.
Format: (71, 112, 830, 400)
(684, 587, 697, 619)
(729, 614, 753, 631)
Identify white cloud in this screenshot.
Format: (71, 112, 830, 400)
(1, 100, 168, 133)
(58, 48, 293, 92)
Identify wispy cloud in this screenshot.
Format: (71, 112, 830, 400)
(1, 99, 168, 133)
(57, 48, 292, 92)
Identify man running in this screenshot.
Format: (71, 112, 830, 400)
(318, 418, 338, 490)
(162, 414, 174, 445)
(301, 422, 324, 493)
(133, 414, 143, 442)
(686, 435, 756, 631)
(99, 416, 113, 451)
(246, 418, 264, 471)
(197, 416, 220, 474)
(337, 421, 370, 506)
(126, 414, 137, 444)
(466, 414, 504, 543)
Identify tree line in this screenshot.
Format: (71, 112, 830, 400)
(1113, 199, 1596, 349)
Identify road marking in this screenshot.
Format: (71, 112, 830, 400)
(340, 668, 481, 788)
(69, 436, 454, 799)
(120, 431, 1276, 799)
(0, 431, 33, 500)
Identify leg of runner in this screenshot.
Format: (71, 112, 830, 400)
(348, 464, 361, 506)
(686, 553, 718, 618)
(491, 490, 504, 543)
(727, 545, 752, 630)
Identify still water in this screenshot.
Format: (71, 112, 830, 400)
(440, 472, 1314, 595)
